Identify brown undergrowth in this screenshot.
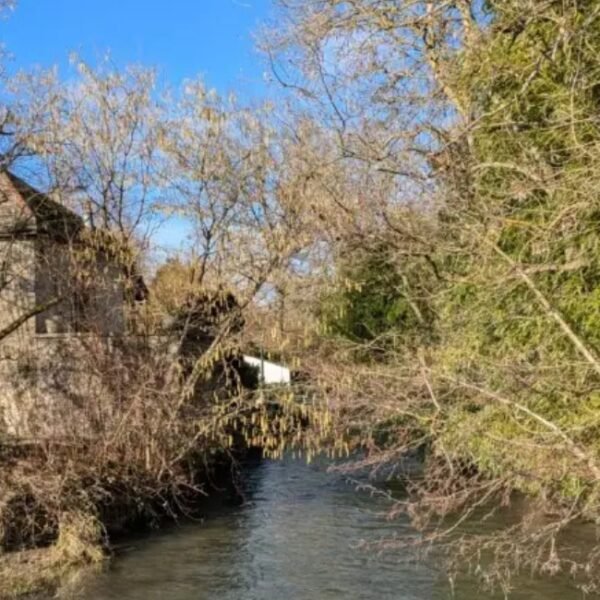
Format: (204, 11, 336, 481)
(0, 512, 104, 599)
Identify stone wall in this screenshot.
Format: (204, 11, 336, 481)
(0, 235, 130, 438)
(0, 238, 36, 336)
(0, 333, 163, 438)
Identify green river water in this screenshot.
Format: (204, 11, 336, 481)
(80, 457, 588, 599)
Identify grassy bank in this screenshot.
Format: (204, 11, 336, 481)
(0, 513, 105, 600)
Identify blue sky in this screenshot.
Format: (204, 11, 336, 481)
(0, 0, 277, 253)
(0, 0, 273, 98)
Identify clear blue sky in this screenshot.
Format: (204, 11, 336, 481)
(0, 0, 273, 98)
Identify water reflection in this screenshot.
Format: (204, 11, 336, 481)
(81, 457, 586, 600)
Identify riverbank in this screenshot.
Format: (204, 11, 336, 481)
(0, 540, 102, 600)
(0, 507, 108, 599)
(0, 445, 254, 600)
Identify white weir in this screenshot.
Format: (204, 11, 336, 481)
(243, 355, 291, 385)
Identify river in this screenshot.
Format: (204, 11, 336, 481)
(80, 456, 587, 599)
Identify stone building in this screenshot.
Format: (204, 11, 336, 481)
(0, 171, 144, 437)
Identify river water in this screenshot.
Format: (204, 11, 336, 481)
(81, 457, 587, 600)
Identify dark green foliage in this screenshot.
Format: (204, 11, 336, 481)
(319, 243, 436, 354)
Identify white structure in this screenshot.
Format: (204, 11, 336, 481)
(243, 355, 291, 385)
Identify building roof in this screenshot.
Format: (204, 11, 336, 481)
(0, 171, 84, 241)
(0, 170, 149, 302)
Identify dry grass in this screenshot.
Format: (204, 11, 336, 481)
(0, 513, 105, 599)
